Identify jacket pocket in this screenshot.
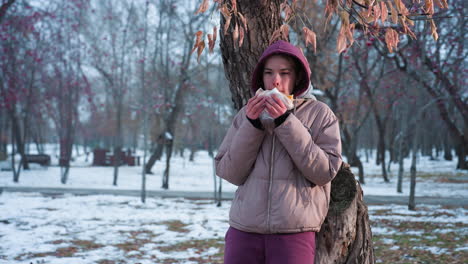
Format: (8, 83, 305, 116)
(298, 174, 314, 204)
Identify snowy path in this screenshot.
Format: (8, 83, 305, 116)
(2, 186, 467, 206)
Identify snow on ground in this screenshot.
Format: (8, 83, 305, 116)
(0, 147, 466, 198)
(0, 192, 466, 263)
(0, 146, 466, 263)
(0, 192, 230, 264)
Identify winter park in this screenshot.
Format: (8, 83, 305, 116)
(0, 0, 467, 264)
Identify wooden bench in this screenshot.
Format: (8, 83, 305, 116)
(25, 154, 51, 166)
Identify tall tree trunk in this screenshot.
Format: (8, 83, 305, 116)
(145, 141, 164, 174)
(408, 137, 418, 211)
(316, 164, 374, 263)
(219, 1, 374, 262)
(113, 97, 123, 186)
(220, 0, 284, 110)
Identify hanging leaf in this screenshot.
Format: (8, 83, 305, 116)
(336, 27, 347, 53)
(208, 27, 217, 53)
(191, 31, 203, 54)
(220, 4, 231, 20)
(325, 0, 339, 19)
(388, 1, 398, 24)
(373, 4, 381, 25)
(223, 16, 232, 35)
(399, 17, 416, 39)
(433, 0, 443, 8)
(429, 19, 438, 41)
(238, 12, 248, 30)
(380, 1, 388, 23)
(195, 0, 210, 14)
(345, 23, 355, 46)
(280, 24, 289, 38)
(269, 27, 282, 45)
(239, 25, 245, 47)
(303, 27, 317, 53)
(424, 0, 434, 15)
(280, 2, 293, 21)
(384, 28, 399, 53)
(233, 23, 239, 47)
(231, 0, 238, 15)
(213, 26, 217, 44)
(197, 41, 205, 63)
(440, 0, 448, 8)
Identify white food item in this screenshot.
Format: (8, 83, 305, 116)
(255, 88, 294, 121)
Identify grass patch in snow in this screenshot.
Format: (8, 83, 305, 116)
(160, 220, 190, 233)
(371, 205, 468, 263)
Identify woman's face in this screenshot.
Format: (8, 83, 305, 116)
(262, 55, 297, 95)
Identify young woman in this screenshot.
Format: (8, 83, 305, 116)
(215, 40, 342, 264)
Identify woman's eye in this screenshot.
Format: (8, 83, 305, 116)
(264, 72, 272, 75)
(281, 72, 290, 75)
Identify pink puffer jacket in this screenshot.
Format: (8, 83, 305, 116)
(215, 98, 342, 234)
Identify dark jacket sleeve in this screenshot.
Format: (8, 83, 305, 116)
(274, 107, 342, 186)
(215, 108, 266, 186)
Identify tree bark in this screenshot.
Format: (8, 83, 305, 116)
(316, 163, 375, 263)
(219, 1, 375, 262)
(220, 0, 284, 110)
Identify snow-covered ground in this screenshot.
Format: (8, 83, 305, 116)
(0, 146, 466, 263)
(0, 147, 466, 198)
(0, 192, 466, 264)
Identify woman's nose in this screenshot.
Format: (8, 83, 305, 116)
(273, 74, 280, 87)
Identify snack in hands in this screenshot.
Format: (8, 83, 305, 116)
(255, 87, 294, 120)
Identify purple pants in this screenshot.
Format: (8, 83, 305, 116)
(224, 227, 315, 264)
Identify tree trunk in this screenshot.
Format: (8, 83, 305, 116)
(219, 1, 375, 262)
(443, 132, 453, 161)
(161, 139, 173, 189)
(316, 163, 375, 263)
(145, 141, 164, 174)
(408, 144, 417, 211)
(220, 0, 284, 110)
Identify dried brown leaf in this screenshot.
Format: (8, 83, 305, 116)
(302, 27, 317, 53)
(269, 28, 282, 45)
(231, 0, 237, 15)
(429, 19, 438, 41)
(239, 25, 245, 47)
(213, 26, 217, 44)
(191, 31, 203, 54)
(238, 12, 248, 30)
(425, 0, 434, 15)
(336, 28, 347, 53)
(440, 0, 448, 8)
(385, 28, 399, 53)
(208, 34, 214, 53)
(197, 41, 205, 63)
(373, 4, 381, 25)
(223, 16, 232, 35)
(220, 4, 231, 20)
(388, 1, 398, 24)
(325, 0, 339, 18)
(281, 2, 293, 21)
(208, 26, 217, 53)
(380, 1, 388, 23)
(280, 24, 289, 38)
(233, 23, 239, 47)
(195, 0, 210, 14)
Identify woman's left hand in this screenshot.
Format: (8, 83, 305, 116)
(265, 95, 287, 119)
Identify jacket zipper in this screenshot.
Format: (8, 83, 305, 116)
(266, 135, 276, 232)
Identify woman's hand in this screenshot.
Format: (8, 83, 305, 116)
(246, 95, 266, 120)
(265, 95, 287, 119)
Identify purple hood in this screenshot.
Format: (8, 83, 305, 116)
(251, 40, 311, 97)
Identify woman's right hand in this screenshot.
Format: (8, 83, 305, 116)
(246, 95, 266, 120)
